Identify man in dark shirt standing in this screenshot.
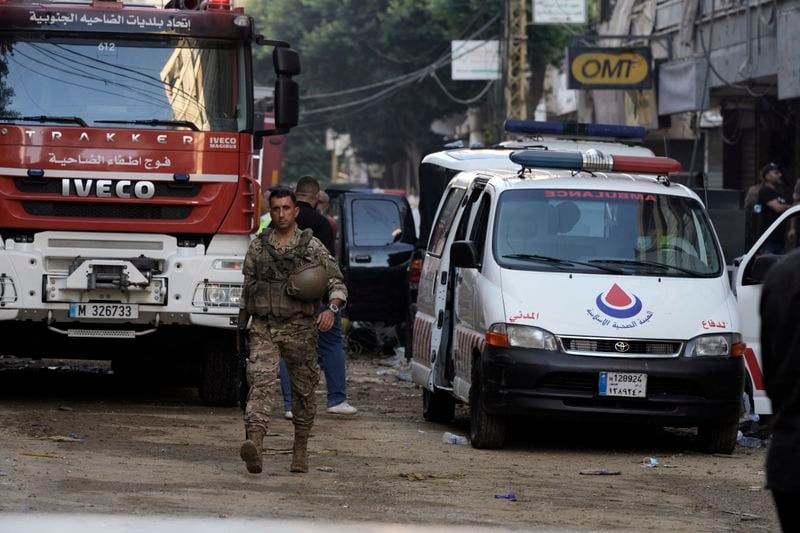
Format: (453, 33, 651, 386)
(278, 176, 358, 417)
(755, 163, 791, 254)
(760, 250, 800, 531)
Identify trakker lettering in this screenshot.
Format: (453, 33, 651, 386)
(24, 131, 193, 145)
(61, 179, 155, 199)
(544, 190, 658, 201)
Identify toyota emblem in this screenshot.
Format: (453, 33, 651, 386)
(614, 341, 631, 353)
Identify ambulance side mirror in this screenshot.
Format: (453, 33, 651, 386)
(451, 241, 479, 269)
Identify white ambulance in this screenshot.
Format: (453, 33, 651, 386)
(411, 147, 745, 453)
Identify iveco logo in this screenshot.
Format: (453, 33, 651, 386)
(614, 341, 631, 353)
(61, 179, 155, 199)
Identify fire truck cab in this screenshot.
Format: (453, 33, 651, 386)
(0, 0, 300, 404)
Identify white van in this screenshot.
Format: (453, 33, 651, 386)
(411, 149, 745, 453)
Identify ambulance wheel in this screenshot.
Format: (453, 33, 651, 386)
(199, 334, 240, 407)
(469, 366, 506, 449)
(696, 419, 738, 454)
(422, 387, 455, 422)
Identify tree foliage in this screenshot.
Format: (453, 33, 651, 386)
(246, 0, 576, 184)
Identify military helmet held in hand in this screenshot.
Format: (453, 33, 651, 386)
(286, 262, 328, 302)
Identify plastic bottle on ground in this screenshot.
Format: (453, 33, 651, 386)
(441, 431, 469, 445)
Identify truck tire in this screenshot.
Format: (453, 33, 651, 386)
(422, 387, 455, 422)
(696, 420, 738, 454)
(469, 365, 506, 449)
(199, 335, 240, 407)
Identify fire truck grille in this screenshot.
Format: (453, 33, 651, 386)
(22, 201, 192, 220)
(14, 179, 202, 197)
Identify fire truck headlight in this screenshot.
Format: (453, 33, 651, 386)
(196, 282, 243, 308)
(228, 286, 242, 306)
(205, 284, 227, 306)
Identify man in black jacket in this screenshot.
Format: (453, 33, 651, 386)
(760, 249, 800, 531)
(278, 176, 358, 418)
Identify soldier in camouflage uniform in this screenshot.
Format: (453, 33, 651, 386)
(237, 188, 347, 474)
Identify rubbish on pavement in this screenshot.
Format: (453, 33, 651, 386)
(57, 406, 74, 412)
(400, 472, 429, 481)
(318, 449, 339, 456)
(643, 457, 660, 468)
(20, 451, 62, 459)
(399, 471, 465, 481)
(721, 510, 761, 521)
(262, 447, 293, 455)
(736, 431, 764, 448)
(579, 469, 621, 476)
(316, 466, 335, 472)
(37, 435, 84, 443)
(441, 432, 469, 445)
(0, 471, 7, 476)
(494, 492, 518, 502)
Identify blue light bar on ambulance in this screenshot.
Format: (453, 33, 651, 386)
(504, 120, 646, 140)
(509, 150, 683, 174)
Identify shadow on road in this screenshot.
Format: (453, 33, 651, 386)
(0, 356, 200, 405)
(437, 408, 705, 456)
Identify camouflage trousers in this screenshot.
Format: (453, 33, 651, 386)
(244, 316, 320, 433)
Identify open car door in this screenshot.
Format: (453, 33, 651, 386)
(734, 204, 800, 415)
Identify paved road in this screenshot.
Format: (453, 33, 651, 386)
(0, 354, 778, 531)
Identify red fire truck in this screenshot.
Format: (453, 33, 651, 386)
(0, 0, 300, 404)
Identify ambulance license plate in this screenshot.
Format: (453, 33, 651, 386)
(69, 303, 138, 319)
(598, 372, 647, 398)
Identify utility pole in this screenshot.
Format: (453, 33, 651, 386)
(505, 0, 528, 120)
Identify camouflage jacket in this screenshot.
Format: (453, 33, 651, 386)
(240, 225, 347, 319)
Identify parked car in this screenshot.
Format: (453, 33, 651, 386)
(328, 188, 417, 343)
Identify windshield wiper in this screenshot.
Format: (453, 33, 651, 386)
(94, 119, 200, 131)
(503, 254, 626, 274)
(0, 115, 88, 127)
(588, 259, 701, 276)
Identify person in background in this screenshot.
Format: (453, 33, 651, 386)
(279, 176, 358, 418)
(257, 186, 276, 235)
(755, 163, 791, 254)
(317, 190, 338, 237)
(760, 250, 800, 531)
(744, 173, 764, 250)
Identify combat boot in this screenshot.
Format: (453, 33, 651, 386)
(290, 428, 310, 473)
(240, 428, 265, 474)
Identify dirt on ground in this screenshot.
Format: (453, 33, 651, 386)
(0, 353, 779, 532)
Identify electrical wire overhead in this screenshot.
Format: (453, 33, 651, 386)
(293, 13, 501, 120)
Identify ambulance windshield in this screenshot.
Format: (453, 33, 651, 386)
(494, 189, 722, 277)
(0, 34, 247, 132)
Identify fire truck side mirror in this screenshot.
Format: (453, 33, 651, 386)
(273, 47, 301, 77)
(254, 46, 301, 149)
(274, 78, 299, 130)
(273, 47, 300, 130)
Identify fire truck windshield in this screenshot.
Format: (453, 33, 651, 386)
(0, 34, 248, 132)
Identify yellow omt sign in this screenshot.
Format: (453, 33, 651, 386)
(570, 49, 651, 87)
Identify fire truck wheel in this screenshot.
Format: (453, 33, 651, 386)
(199, 334, 240, 407)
